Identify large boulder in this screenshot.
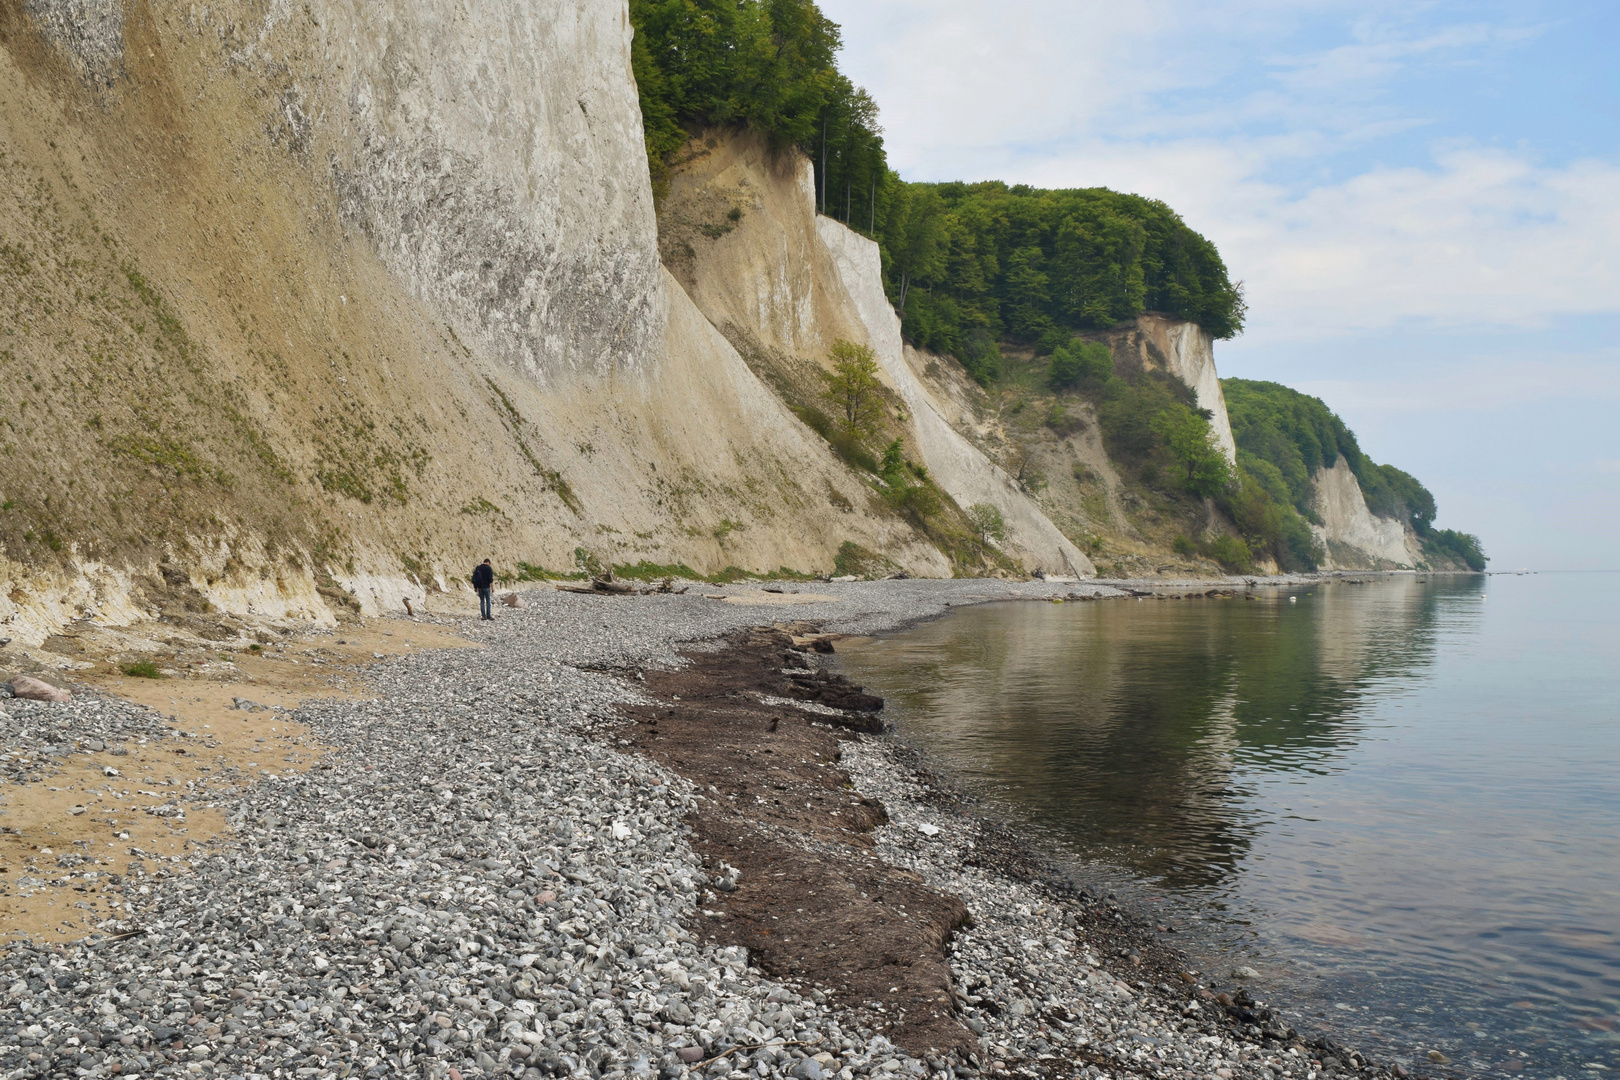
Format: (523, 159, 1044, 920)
(10, 675, 70, 702)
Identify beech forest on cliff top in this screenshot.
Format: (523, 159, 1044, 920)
(630, 0, 1245, 354)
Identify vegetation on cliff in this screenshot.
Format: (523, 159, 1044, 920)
(0, 150, 321, 571)
(1224, 380, 1485, 569)
(1422, 529, 1487, 573)
(1225, 379, 1426, 525)
(878, 184, 1246, 365)
(1032, 340, 1320, 572)
(628, 0, 1245, 358)
(629, 0, 883, 193)
(628, 1, 1478, 573)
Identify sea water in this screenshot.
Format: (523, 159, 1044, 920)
(837, 574, 1620, 1077)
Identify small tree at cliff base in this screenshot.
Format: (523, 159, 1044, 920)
(880, 438, 905, 483)
(822, 339, 885, 441)
(1153, 408, 1232, 499)
(967, 503, 1007, 546)
(1005, 441, 1047, 493)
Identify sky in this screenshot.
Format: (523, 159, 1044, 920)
(816, 0, 1620, 571)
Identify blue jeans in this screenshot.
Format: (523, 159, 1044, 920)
(478, 588, 493, 619)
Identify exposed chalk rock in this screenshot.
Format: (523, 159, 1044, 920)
(816, 215, 1094, 578)
(1131, 314, 1238, 463)
(1312, 459, 1423, 568)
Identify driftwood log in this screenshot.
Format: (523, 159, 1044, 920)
(556, 571, 686, 596)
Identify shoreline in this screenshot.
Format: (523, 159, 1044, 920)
(0, 577, 1419, 1080)
(608, 588, 1405, 1080)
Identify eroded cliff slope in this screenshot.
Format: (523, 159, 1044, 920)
(1309, 462, 1425, 570)
(658, 132, 1091, 577)
(0, 0, 948, 647)
(0, 0, 1472, 654)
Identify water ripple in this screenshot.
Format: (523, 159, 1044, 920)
(839, 574, 1620, 1078)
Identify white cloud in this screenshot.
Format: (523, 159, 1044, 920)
(823, 0, 1195, 160)
(821, 0, 1492, 166)
(1294, 357, 1620, 416)
(818, 0, 1620, 341)
(1226, 147, 1620, 338)
(1270, 20, 1541, 94)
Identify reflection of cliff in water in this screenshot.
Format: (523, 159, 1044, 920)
(838, 577, 1478, 890)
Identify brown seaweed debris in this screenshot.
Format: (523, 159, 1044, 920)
(617, 626, 975, 1056)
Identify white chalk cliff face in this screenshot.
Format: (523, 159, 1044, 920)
(27, 0, 665, 383)
(313, 1, 665, 383)
(1311, 460, 1424, 569)
(815, 219, 1093, 577)
(13, 0, 1374, 651)
(0, 0, 955, 647)
(659, 133, 1091, 577)
(659, 141, 866, 360)
(1121, 315, 1237, 463)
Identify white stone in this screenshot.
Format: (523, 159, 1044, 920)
(10, 675, 70, 703)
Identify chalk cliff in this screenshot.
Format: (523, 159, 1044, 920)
(814, 219, 1092, 577)
(0, 0, 947, 648)
(1309, 460, 1425, 570)
(1107, 315, 1237, 463)
(0, 0, 1466, 653)
(657, 132, 1091, 577)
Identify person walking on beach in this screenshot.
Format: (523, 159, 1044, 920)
(472, 559, 495, 620)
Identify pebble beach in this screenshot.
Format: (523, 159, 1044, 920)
(1, 578, 1382, 1080)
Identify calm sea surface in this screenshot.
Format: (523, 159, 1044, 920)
(837, 574, 1620, 1078)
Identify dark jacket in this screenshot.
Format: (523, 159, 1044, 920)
(471, 563, 494, 590)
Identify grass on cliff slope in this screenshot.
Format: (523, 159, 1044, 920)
(959, 342, 1322, 575)
(1223, 378, 1436, 532)
(0, 151, 313, 569)
(0, 135, 476, 587)
(716, 330, 1010, 575)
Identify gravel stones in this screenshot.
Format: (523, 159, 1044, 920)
(0, 578, 1366, 1080)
